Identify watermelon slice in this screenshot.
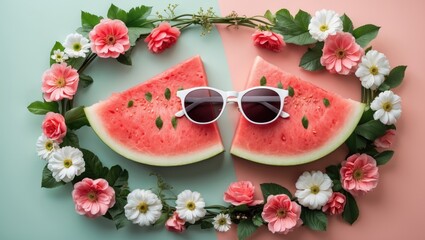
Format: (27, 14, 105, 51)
(230, 57, 364, 165)
(85, 56, 224, 166)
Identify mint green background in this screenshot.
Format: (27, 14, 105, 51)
(0, 0, 237, 239)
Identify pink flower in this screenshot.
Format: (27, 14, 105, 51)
(261, 194, 302, 234)
(252, 30, 285, 52)
(72, 178, 115, 218)
(374, 129, 396, 149)
(340, 153, 379, 196)
(223, 181, 263, 206)
(144, 22, 181, 53)
(89, 19, 130, 58)
(322, 192, 346, 215)
(320, 32, 364, 75)
(42, 112, 67, 143)
(165, 212, 186, 233)
(42, 63, 79, 102)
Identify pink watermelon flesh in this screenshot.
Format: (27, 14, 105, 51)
(230, 57, 364, 165)
(85, 56, 224, 166)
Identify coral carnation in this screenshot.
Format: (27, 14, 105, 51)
(223, 181, 263, 206)
(42, 112, 67, 143)
(165, 212, 186, 233)
(340, 153, 379, 196)
(252, 30, 285, 52)
(42, 63, 79, 102)
(72, 178, 115, 218)
(145, 22, 180, 53)
(261, 194, 302, 234)
(89, 19, 130, 58)
(374, 129, 396, 149)
(322, 192, 346, 215)
(320, 32, 364, 75)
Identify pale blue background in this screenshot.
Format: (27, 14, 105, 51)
(0, 0, 237, 239)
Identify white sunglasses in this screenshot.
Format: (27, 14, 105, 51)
(175, 86, 290, 125)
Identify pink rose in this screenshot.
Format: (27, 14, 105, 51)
(252, 30, 285, 52)
(321, 32, 364, 75)
(72, 178, 115, 218)
(42, 112, 67, 143)
(89, 19, 131, 58)
(261, 194, 302, 234)
(42, 63, 79, 102)
(322, 192, 346, 215)
(340, 153, 379, 196)
(144, 22, 181, 53)
(374, 129, 396, 149)
(223, 181, 263, 206)
(165, 212, 186, 233)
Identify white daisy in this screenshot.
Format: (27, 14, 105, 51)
(124, 189, 163, 226)
(355, 50, 391, 90)
(50, 49, 69, 63)
(63, 33, 90, 58)
(36, 134, 59, 160)
(295, 171, 333, 210)
(308, 9, 343, 41)
(175, 190, 206, 224)
(47, 146, 85, 182)
(213, 213, 231, 232)
(370, 90, 402, 125)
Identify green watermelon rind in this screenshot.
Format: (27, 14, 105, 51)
(230, 101, 365, 166)
(84, 102, 225, 167)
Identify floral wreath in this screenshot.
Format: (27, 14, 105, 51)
(28, 4, 406, 239)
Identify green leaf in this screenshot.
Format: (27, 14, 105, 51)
(76, 26, 91, 38)
(299, 42, 324, 71)
(106, 165, 129, 187)
(200, 221, 214, 229)
(164, 88, 171, 100)
(345, 132, 367, 154)
(49, 42, 65, 65)
(233, 204, 249, 212)
(237, 220, 258, 240)
(81, 11, 102, 29)
(126, 5, 153, 27)
(27, 101, 59, 115)
(78, 73, 93, 89)
(342, 191, 359, 224)
(273, 9, 316, 45)
(156, 116, 163, 130)
(260, 183, 293, 201)
(117, 47, 133, 66)
(260, 76, 267, 86)
(65, 106, 90, 130)
(332, 180, 342, 192)
(252, 214, 264, 227)
(41, 164, 65, 188)
(374, 150, 394, 166)
(340, 14, 353, 33)
(153, 212, 169, 227)
(107, 4, 128, 22)
(171, 116, 178, 129)
(107, 197, 129, 229)
(302, 115, 309, 129)
(127, 100, 134, 108)
(364, 46, 373, 53)
(287, 86, 294, 97)
(301, 208, 328, 231)
(352, 24, 380, 48)
(355, 120, 387, 141)
(325, 165, 340, 180)
(61, 131, 80, 148)
(128, 27, 152, 46)
(76, 149, 109, 180)
(323, 98, 330, 107)
(264, 10, 275, 24)
(67, 57, 85, 69)
(145, 92, 152, 102)
(277, 82, 283, 89)
(378, 65, 407, 91)
(359, 107, 374, 124)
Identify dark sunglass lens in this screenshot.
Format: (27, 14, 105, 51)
(241, 89, 281, 123)
(184, 89, 223, 123)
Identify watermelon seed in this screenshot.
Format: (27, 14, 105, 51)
(260, 76, 267, 86)
(323, 98, 330, 107)
(155, 116, 163, 130)
(145, 92, 152, 102)
(287, 86, 294, 97)
(302, 116, 309, 129)
(164, 88, 171, 100)
(127, 100, 134, 108)
(277, 82, 283, 89)
(171, 116, 178, 129)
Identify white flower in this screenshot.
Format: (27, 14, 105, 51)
(47, 146, 85, 182)
(63, 33, 90, 58)
(36, 134, 59, 160)
(295, 171, 333, 210)
(124, 189, 163, 226)
(50, 49, 69, 63)
(175, 190, 206, 224)
(308, 9, 343, 41)
(371, 90, 402, 125)
(355, 50, 391, 90)
(213, 213, 231, 232)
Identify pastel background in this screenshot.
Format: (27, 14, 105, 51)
(1, 1, 424, 240)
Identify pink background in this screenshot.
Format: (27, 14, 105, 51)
(217, 0, 425, 239)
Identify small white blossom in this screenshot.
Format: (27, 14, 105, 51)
(48, 146, 85, 182)
(371, 90, 402, 125)
(63, 33, 90, 58)
(50, 49, 69, 63)
(355, 50, 391, 90)
(295, 171, 333, 210)
(308, 9, 343, 41)
(213, 213, 231, 232)
(124, 189, 163, 226)
(36, 134, 59, 160)
(175, 190, 206, 224)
